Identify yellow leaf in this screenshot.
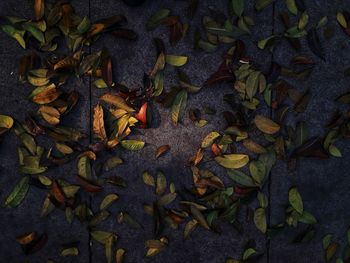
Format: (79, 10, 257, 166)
(215, 154, 249, 169)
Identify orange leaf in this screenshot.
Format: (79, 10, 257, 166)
(211, 143, 221, 156)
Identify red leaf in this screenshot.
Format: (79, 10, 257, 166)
(52, 180, 65, 204)
(135, 102, 148, 126)
(76, 176, 103, 193)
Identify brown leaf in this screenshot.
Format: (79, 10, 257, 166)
(87, 24, 105, 38)
(102, 54, 113, 87)
(190, 148, 204, 166)
(169, 20, 185, 44)
(76, 176, 103, 193)
(32, 84, 61, 105)
(100, 93, 135, 112)
(54, 56, 78, 71)
(293, 136, 329, 159)
(155, 145, 170, 159)
(204, 62, 234, 86)
(111, 29, 138, 40)
(23, 233, 48, 255)
(294, 89, 311, 113)
(34, 0, 45, 21)
(16, 232, 37, 245)
(93, 104, 107, 141)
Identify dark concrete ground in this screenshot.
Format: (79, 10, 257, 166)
(0, 0, 349, 262)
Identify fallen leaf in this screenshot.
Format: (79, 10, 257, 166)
(215, 154, 249, 169)
(155, 145, 170, 159)
(4, 176, 30, 208)
(254, 115, 280, 134)
(120, 140, 145, 151)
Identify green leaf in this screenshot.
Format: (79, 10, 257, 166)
(289, 186, 303, 214)
(157, 193, 177, 206)
(121, 140, 145, 151)
(299, 211, 317, 224)
(227, 169, 256, 187)
(197, 40, 217, 53)
(79, 54, 100, 75)
(232, 0, 245, 17)
(153, 71, 164, 96)
(286, 0, 298, 15)
(295, 121, 307, 147)
(156, 171, 167, 195)
(195, 119, 208, 127)
(78, 156, 92, 180)
(61, 247, 79, 257)
(201, 131, 220, 148)
(215, 154, 249, 169)
(254, 208, 267, 233)
(91, 231, 116, 245)
(255, 0, 274, 11)
(298, 11, 309, 30)
(105, 235, 114, 263)
(257, 191, 268, 208)
(143, 171, 155, 187)
(103, 157, 123, 171)
(246, 71, 260, 99)
(328, 144, 342, 157)
(4, 176, 30, 208)
(94, 79, 108, 89)
(22, 22, 45, 43)
(190, 205, 210, 230)
(337, 12, 347, 29)
(146, 9, 170, 30)
(165, 55, 188, 67)
(249, 160, 266, 186)
(257, 35, 281, 50)
(317, 16, 328, 28)
(1, 25, 26, 48)
(326, 242, 338, 261)
(100, 193, 119, 210)
(323, 234, 332, 249)
(243, 247, 257, 260)
(77, 16, 91, 34)
(19, 133, 37, 155)
(171, 90, 187, 124)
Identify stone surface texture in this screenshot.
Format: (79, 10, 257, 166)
(0, 0, 349, 262)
